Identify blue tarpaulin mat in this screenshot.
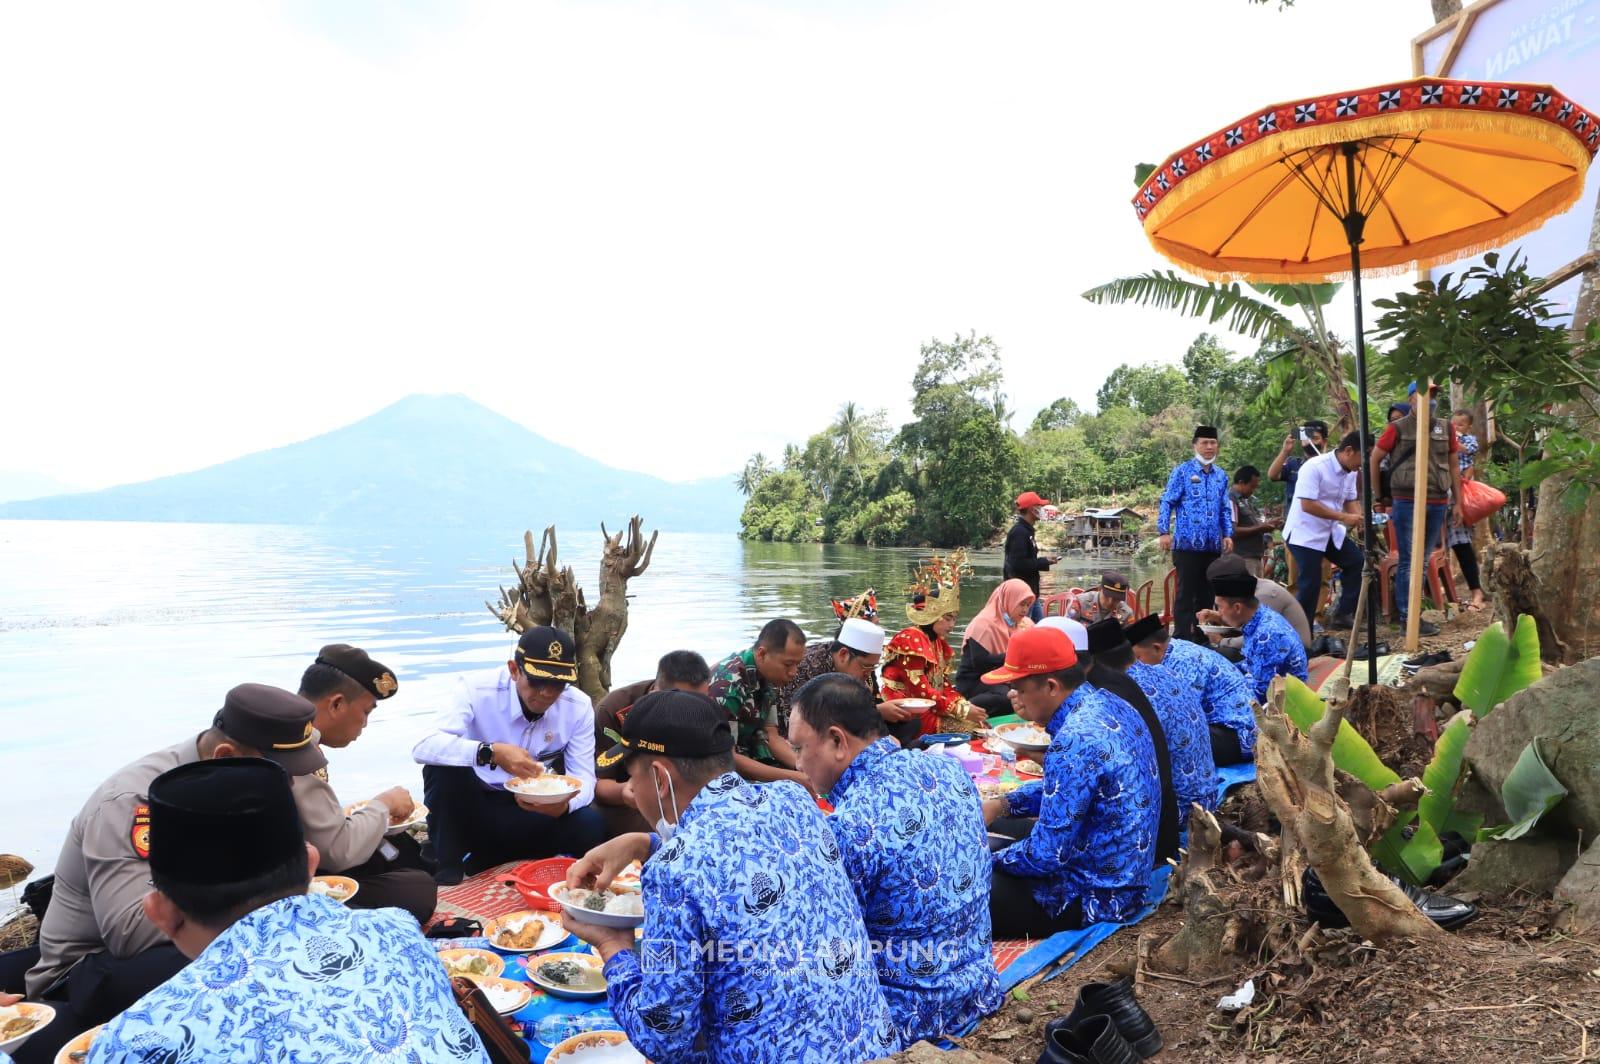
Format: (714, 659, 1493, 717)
(1214, 761, 1257, 806)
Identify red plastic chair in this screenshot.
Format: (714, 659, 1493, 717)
(1380, 517, 1458, 621)
(1132, 579, 1153, 620)
(1039, 592, 1074, 618)
(1160, 568, 1178, 624)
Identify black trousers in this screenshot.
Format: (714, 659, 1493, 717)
(1209, 723, 1250, 767)
(1172, 548, 1219, 644)
(337, 831, 440, 925)
(986, 818, 1088, 939)
(422, 765, 607, 877)
(14, 945, 188, 1064)
(1451, 541, 1482, 592)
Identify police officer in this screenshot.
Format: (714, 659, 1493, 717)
(292, 645, 436, 925)
(17, 684, 324, 1064)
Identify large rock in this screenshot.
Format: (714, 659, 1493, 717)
(1462, 657, 1600, 841)
(1451, 836, 1575, 898)
(1557, 836, 1600, 932)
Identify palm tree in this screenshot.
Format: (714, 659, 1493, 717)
(830, 402, 872, 486)
(736, 453, 772, 497)
(1082, 273, 1356, 435)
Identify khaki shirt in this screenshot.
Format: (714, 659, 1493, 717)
(27, 738, 201, 996)
(291, 766, 388, 874)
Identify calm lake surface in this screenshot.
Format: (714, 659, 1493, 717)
(0, 519, 1161, 874)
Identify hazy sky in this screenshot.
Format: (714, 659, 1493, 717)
(2, 0, 1437, 489)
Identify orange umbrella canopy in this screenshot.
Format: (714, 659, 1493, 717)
(1136, 78, 1597, 283)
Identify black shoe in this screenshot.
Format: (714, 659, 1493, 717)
(1302, 868, 1477, 931)
(1060, 976, 1162, 1058)
(434, 865, 464, 887)
(1327, 613, 1356, 631)
(1039, 1014, 1142, 1064)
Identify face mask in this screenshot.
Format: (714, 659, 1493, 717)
(651, 762, 681, 842)
(1004, 612, 1016, 628)
(1195, 452, 1217, 467)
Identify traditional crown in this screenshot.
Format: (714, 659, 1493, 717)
(905, 551, 970, 620)
(831, 588, 878, 622)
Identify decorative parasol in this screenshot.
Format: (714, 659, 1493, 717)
(1134, 77, 1597, 681)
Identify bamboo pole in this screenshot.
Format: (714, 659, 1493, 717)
(1405, 380, 1433, 653)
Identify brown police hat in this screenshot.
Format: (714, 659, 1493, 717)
(314, 644, 399, 700)
(212, 684, 327, 776)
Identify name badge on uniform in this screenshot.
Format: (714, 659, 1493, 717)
(131, 803, 152, 860)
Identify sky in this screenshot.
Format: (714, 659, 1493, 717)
(0, 0, 1445, 490)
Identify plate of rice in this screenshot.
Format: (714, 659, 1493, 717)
(548, 883, 646, 929)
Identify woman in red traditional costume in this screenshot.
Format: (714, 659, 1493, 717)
(880, 552, 989, 735)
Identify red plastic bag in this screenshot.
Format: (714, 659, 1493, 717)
(1460, 478, 1507, 526)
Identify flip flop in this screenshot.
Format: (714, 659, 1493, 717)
(1465, 602, 1485, 612)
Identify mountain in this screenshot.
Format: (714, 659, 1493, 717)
(0, 395, 743, 532)
(0, 470, 81, 504)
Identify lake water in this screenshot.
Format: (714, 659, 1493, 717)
(0, 519, 1161, 874)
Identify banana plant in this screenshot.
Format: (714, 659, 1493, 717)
(1453, 616, 1542, 717)
(1479, 740, 1568, 841)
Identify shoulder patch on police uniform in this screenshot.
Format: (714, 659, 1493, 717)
(131, 803, 152, 859)
(313, 766, 330, 783)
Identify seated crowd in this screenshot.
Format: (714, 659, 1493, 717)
(0, 559, 1299, 1064)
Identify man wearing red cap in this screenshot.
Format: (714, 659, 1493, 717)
(1005, 491, 1060, 622)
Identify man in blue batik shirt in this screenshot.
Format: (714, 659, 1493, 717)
(787, 675, 1002, 1045)
(1130, 620, 1256, 766)
(1158, 425, 1234, 644)
(562, 691, 900, 1064)
(977, 628, 1166, 940)
(1201, 568, 1308, 703)
(1120, 615, 1216, 824)
(88, 758, 489, 1064)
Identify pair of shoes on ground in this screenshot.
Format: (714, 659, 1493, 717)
(1302, 867, 1477, 931)
(1038, 977, 1161, 1064)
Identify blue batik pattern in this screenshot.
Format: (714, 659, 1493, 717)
(604, 772, 901, 1064)
(88, 895, 488, 1063)
(994, 688, 1160, 924)
(1158, 458, 1233, 551)
(1162, 637, 1256, 755)
(828, 737, 1002, 1044)
(1129, 662, 1217, 823)
(1238, 604, 1309, 703)
(1045, 684, 1093, 737)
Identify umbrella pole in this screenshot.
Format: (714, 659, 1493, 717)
(1342, 142, 1380, 688)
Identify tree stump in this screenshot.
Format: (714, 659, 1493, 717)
(487, 518, 658, 701)
(1488, 541, 1568, 664)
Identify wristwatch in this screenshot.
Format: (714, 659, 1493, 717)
(475, 742, 496, 768)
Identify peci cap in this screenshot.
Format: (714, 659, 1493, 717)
(313, 644, 398, 700)
(597, 689, 734, 770)
(981, 625, 1077, 685)
(1015, 491, 1051, 511)
(1124, 614, 1168, 646)
(1038, 616, 1089, 651)
(1100, 570, 1130, 596)
(1086, 618, 1128, 655)
(1193, 425, 1219, 441)
(837, 617, 886, 656)
(1210, 571, 1259, 599)
(147, 757, 305, 887)
(213, 684, 326, 776)
(516, 626, 578, 685)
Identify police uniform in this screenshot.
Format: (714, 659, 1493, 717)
(291, 645, 437, 925)
(16, 685, 323, 1064)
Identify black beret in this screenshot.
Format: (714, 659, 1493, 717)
(148, 757, 304, 886)
(314, 644, 398, 700)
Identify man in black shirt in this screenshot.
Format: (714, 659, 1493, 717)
(1005, 491, 1059, 621)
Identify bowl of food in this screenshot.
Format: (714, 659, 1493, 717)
(548, 883, 646, 929)
(993, 722, 1052, 755)
(976, 779, 1020, 801)
(0, 1002, 54, 1055)
(547, 1030, 646, 1062)
(529, 952, 607, 1000)
(473, 976, 534, 1016)
(484, 910, 567, 953)
(505, 774, 583, 805)
(1198, 624, 1242, 638)
(608, 860, 643, 894)
(346, 800, 429, 834)
(437, 948, 504, 979)
(52, 1024, 103, 1064)
(309, 875, 359, 904)
(1014, 758, 1044, 778)
(898, 698, 935, 711)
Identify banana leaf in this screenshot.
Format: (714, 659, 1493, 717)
(1453, 616, 1542, 718)
(1370, 811, 1419, 884)
(1415, 713, 1472, 839)
(1480, 739, 1568, 841)
(1281, 677, 1400, 791)
(1390, 820, 1443, 888)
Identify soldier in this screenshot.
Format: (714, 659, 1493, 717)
(292, 644, 436, 924)
(18, 685, 324, 1064)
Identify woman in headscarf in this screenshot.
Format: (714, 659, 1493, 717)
(953, 579, 1036, 716)
(880, 554, 989, 736)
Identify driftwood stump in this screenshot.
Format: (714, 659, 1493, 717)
(488, 518, 658, 701)
(1484, 542, 1567, 663)
(1253, 679, 1446, 943)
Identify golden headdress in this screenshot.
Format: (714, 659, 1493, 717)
(905, 551, 970, 624)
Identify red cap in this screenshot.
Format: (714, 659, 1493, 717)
(981, 626, 1077, 684)
(1016, 491, 1051, 511)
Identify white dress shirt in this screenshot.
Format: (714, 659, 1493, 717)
(1287, 450, 1358, 552)
(411, 668, 595, 810)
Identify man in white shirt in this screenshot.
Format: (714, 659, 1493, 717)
(413, 626, 605, 884)
(1286, 431, 1366, 631)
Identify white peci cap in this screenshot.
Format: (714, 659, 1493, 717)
(1038, 616, 1089, 652)
(837, 617, 887, 655)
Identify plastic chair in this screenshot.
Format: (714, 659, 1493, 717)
(1040, 592, 1074, 618)
(1379, 516, 1458, 621)
(1161, 568, 1178, 624)
(1133, 579, 1153, 620)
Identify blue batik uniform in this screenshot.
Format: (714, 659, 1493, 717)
(605, 773, 900, 1064)
(88, 894, 488, 1063)
(1046, 684, 1093, 737)
(1129, 662, 1217, 823)
(828, 737, 1003, 1044)
(1162, 637, 1256, 755)
(1238, 604, 1309, 702)
(1158, 459, 1233, 550)
(993, 688, 1160, 924)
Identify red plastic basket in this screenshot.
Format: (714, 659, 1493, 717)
(503, 857, 576, 911)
